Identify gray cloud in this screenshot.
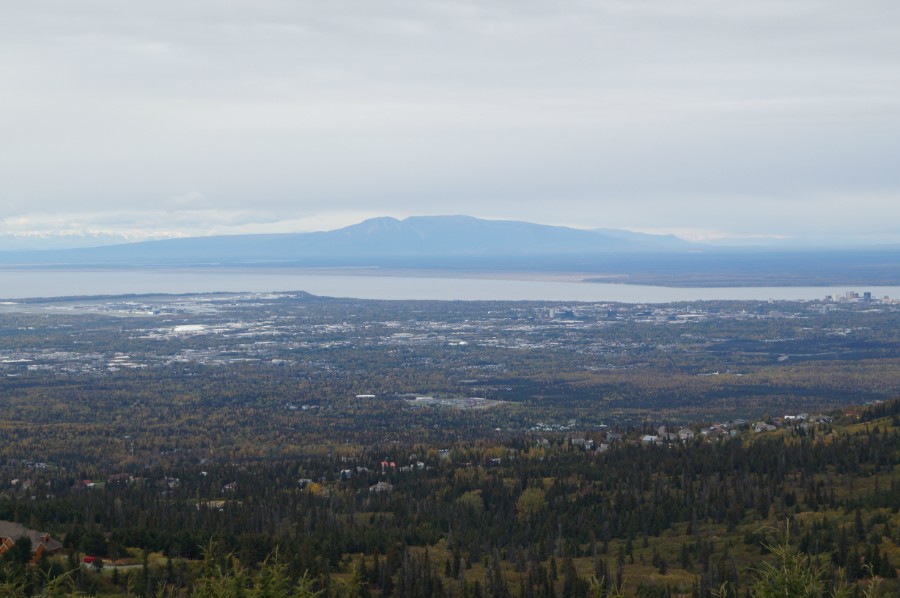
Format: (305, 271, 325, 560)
(1, 1, 899, 242)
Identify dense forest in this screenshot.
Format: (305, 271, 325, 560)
(1, 399, 900, 596)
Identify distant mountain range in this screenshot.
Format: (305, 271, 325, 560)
(0, 216, 691, 267)
(2, 216, 899, 287)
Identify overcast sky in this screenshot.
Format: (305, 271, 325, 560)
(2, 1, 899, 247)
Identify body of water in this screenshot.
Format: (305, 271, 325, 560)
(1, 268, 897, 303)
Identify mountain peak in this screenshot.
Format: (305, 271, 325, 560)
(0, 215, 692, 267)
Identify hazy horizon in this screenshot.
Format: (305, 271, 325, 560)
(1, 214, 899, 253)
(2, 2, 899, 247)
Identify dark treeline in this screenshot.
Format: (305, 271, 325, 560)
(3, 400, 900, 596)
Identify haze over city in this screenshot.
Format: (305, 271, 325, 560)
(2, 1, 899, 249)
